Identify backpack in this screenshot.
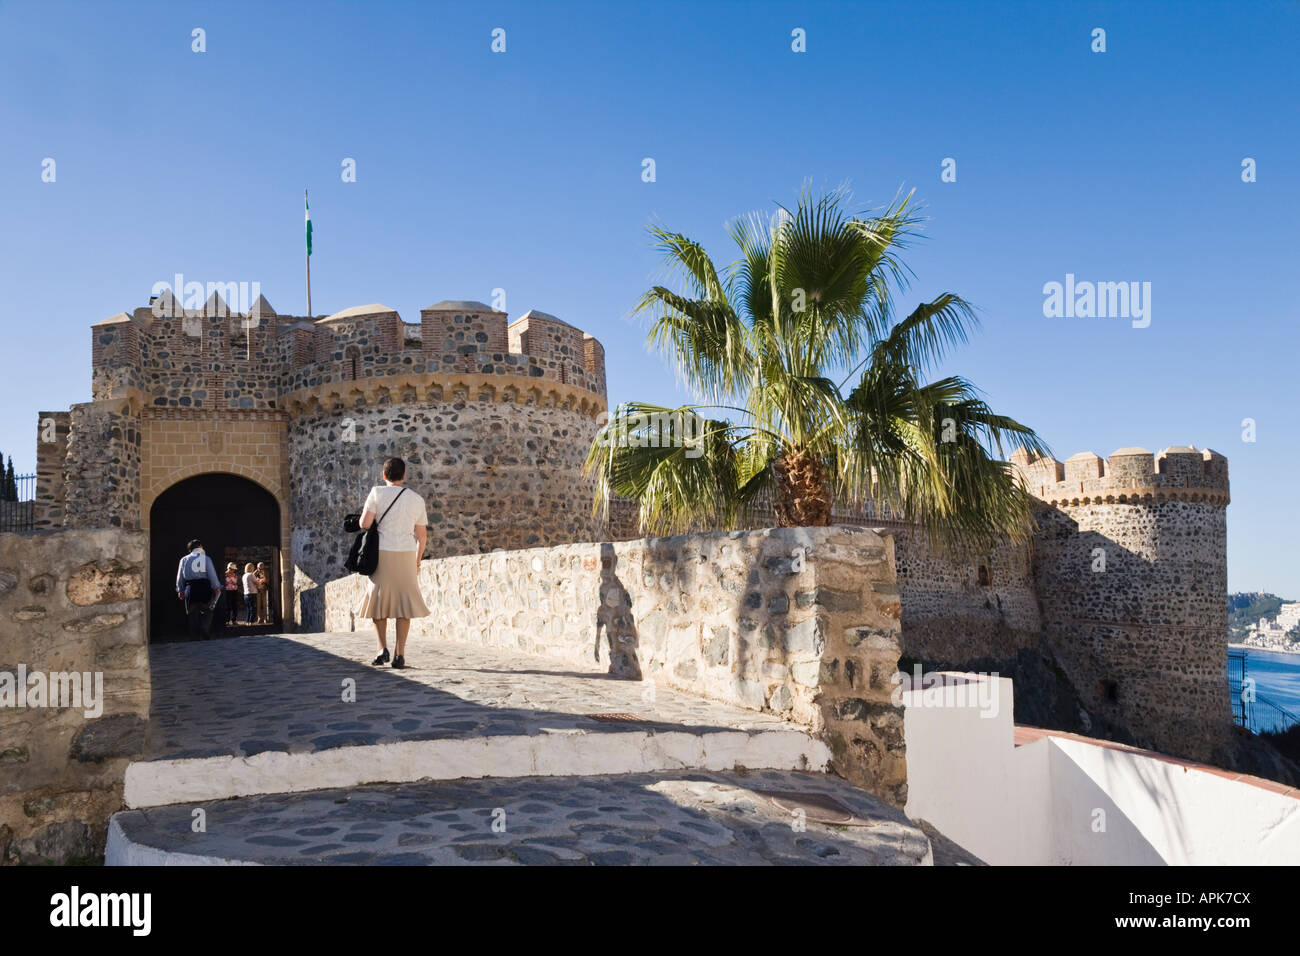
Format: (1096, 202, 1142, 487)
(344, 487, 406, 577)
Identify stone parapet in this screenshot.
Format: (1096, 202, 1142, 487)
(89, 295, 607, 410)
(323, 525, 909, 805)
(1012, 445, 1229, 506)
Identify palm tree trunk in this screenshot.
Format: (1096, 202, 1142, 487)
(772, 449, 832, 527)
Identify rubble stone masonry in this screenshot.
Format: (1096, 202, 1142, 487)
(36, 295, 609, 635)
(0, 529, 148, 864)
(1018, 445, 1232, 764)
(290, 373, 606, 630)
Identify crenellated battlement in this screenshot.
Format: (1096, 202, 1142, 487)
(1010, 445, 1230, 507)
(90, 293, 607, 410)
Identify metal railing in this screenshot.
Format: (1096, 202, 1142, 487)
(0, 473, 36, 533)
(1228, 647, 1300, 735)
(1247, 693, 1300, 736)
(1228, 647, 1246, 726)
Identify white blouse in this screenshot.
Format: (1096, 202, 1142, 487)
(362, 484, 429, 552)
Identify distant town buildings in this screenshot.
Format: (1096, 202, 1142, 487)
(1242, 602, 1300, 652)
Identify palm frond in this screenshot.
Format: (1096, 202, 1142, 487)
(584, 403, 769, 535)
(598, 184, 1050, 549)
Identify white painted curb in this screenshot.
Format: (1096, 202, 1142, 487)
(105, 817, 261, 866)
(124, 728, 832, 808)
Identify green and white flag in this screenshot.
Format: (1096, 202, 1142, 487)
(305, 194, 313, 257)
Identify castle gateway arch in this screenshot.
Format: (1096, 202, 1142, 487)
(147, 473, 281, 641)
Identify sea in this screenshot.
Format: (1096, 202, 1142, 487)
(1235, 646, 1300, 721)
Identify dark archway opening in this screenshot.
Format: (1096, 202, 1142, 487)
(149, 473, 280, 643)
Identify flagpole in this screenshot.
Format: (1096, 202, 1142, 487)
(305, 189, 313, 320)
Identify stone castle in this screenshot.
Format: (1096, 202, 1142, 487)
(28, 290, 1233, 765)
(32, 291, 609, 634)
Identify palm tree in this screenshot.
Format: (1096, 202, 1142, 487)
(585, 184, 1051, 551)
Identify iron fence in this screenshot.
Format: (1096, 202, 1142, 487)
(1247, 693, 1300, 736)
(1228, 646, 1300, 735)
(0, 473, 36, 532)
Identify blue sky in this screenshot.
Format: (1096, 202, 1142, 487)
(1, 0, 1296, 594)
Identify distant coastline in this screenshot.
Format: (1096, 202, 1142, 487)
(1229, 642, 1300, 658)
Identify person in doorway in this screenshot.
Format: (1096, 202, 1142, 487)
(176, 539, 221, 639)
(224, 562, 241, 626)
(241, 562, 258, 624)
(356, 456, 429, 668)
(254, 561, 271, 625)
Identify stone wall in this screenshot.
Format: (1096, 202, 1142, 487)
(52, 295, 609, 637)
(0, 529, 149, 864)
(291, 380, 607, 630)
(607, 497, 1040, 670)
(138, 408, 290, 515)
(1014, 444, 1232, 764)
(324, 525, 908, 805)
(34, 411, 70, 530)
(62, 401, 141, 530)
(1034, 498, 1231, 763)
(889, 527, 1041, 666)
(86, 298, 609, 411)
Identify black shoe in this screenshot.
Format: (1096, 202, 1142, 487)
(391, 655, 405, 669)
(372, 649, 390, 665)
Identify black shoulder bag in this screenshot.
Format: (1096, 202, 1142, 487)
(344, 487, 407, 577)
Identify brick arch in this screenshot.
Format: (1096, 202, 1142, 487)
(142, 466, 294, 635)
(138, 411, 290, 529)
(142, 463, 285, 524)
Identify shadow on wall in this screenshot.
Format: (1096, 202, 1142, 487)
(902, 502, 1231, 770)
(893, 529, 1040, 669)
(1032, 509, 1230, 767)
(606, 526, 907, 806)
(596, 543, 641, 679)
(298, 581, 323, 632)
(315, 525, 908, 804)
(1047, 743, 1167, 864)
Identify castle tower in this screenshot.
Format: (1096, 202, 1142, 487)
(281, 301, 608, 629)
(1018, 445, 1232, 763)
(36, 291, 608, 637)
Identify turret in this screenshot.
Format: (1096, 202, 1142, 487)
(1027, 441, 1232, 766)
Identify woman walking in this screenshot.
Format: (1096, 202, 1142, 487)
(241, 563, 258, 624)
(356, 456, 429, 668)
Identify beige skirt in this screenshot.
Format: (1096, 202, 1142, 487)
(356, 549, 430, 620)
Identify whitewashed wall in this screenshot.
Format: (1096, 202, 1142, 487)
(903, 673, 1300, 865)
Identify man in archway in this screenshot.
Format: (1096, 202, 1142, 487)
(176, 539, 221, 639)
